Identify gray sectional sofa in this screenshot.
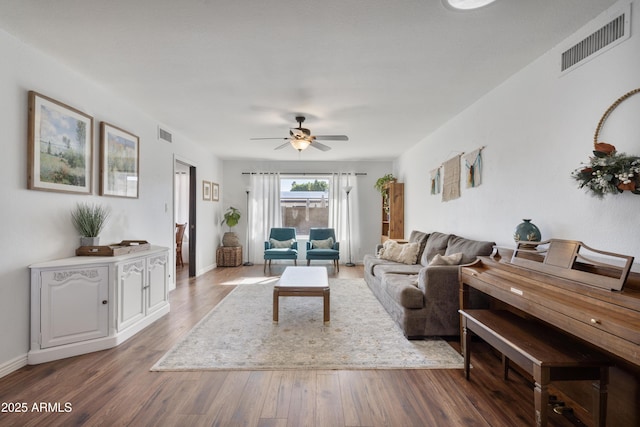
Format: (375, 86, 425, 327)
(363, 231, 495, 338)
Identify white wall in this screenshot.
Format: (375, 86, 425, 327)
(0, 29, 223, 373)
(396, 0, 640, 266)
(222, 160, 394, 264)
(4, 0, 638, 377)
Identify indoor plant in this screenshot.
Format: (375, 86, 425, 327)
(374, 173, 396, 195)
(71, 202, 110, 246)
(374, 173, 396, 218)
(221, 206, 241, 247)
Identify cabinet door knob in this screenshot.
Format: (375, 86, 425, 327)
(102, 300, 108, 305)
(590, 318, 600, 325)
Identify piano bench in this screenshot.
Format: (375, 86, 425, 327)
(459, 309, 610, 427)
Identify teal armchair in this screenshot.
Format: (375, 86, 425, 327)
(264, 227, 298, 273)
(306, 228, 340, 271)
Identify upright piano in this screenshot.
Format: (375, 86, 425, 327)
(459, 239, 640, 425)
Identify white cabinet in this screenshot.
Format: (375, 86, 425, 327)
(116, 252, 168, 331)
(117, 258, 146, 330)
(40, 267, 109, 348)
(146, 253, 169, 315)
(29, 247, 170, 364)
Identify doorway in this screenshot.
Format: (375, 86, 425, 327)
(175, 159, 197, 278)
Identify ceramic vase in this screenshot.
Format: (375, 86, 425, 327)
(222, 232, 241, 247)
(513, 219, 541, 243)
(80, 236, 100, 247)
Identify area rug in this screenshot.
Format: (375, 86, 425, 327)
(151, 278, 464, 371)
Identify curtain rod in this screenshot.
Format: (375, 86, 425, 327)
(241, 172, 367, 176)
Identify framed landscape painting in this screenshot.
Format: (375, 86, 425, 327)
(100, 122, 140, 198)
(28, 91, 93, 194)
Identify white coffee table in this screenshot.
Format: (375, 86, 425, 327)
(273, 266, 330, 322)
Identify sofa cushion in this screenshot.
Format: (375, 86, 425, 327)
(421, 232, 452, 266)
(378, 240, 420, 265)
(381, 273, 424, 309)
(408, 230, 430, 263)
(306, 248, 339, 257)
(364, 254, 397, 275)
(429, 252, 463, 266)
(372, 263, 423, 277)
(445, 235, 495, 264)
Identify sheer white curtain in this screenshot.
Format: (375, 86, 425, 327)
(329, 173, 360, 264)
(248, 173, 282, 264)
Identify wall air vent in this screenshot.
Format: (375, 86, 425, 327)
(560, 4, 630, 74)
(158, 126, 173, 143)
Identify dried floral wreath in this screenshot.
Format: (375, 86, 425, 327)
(572, 88, 640, 198)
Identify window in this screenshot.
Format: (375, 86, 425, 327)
(280, 177, 330, 236)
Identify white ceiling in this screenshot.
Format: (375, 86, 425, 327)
(0, 0, 617, 161)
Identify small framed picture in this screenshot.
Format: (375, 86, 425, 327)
(212, 182, 220, 201)
(203, 180, 212, 201)
(100, 122, 140, 198)
(28, 91, 93, 194)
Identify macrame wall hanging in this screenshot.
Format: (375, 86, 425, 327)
(462, 146, 484, 188)
(442, 155, 461, 202)
(572, 88, 640, 198)
(429, 167, 441, 195)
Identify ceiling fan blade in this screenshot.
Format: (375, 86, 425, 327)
(250, 137, 288, 140)
(313, 135, 349, 141)
(310, 141, 331, 151)
(274, 142, 291, 150)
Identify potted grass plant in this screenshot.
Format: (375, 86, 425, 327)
(71, 202, 110, 247)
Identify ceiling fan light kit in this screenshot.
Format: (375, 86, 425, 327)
(445, 0, 497, 10)
(251, 115, 349, 153)
(290, 138, 311, 152)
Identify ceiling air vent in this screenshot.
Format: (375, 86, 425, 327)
(560, 5, 630, 74)
(158, 126, 173, 143)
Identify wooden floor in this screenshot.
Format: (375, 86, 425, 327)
(0, 263, 580, 427)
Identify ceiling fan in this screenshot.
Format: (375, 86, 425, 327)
(251, 116, 349, 152)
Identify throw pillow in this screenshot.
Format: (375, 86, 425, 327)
(428, 252, 463, 266)
(378, 240, 420, 265)
(420, 232, 451, 266)
(270, 238, 293, 249)
(377, 239, 395, 258)
(445, 235, 495, 264)
(408, 230, 429, 262)
(377, 239, 402, 260)
(311, 237, 334, 249)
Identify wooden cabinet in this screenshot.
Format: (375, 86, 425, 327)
(29, 247, 169, 364)
(381, 181, 404, 242)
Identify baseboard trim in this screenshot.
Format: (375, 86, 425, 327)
(198, 264, 216, 276)
(0, 353, 27, 379)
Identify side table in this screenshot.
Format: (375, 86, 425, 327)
(216, 246, 243, 267)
